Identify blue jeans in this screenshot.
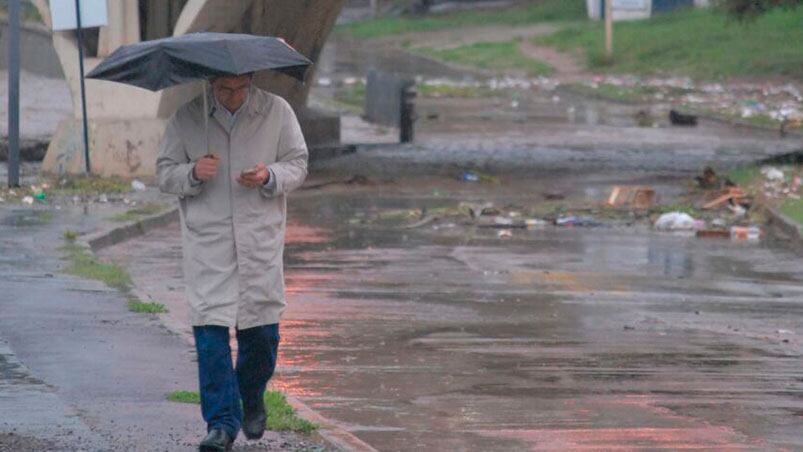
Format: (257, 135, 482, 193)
(193, 324, 280, 439)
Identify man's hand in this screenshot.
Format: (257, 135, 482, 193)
(237, 162, 269, 189)
(193, 154, 220, 182)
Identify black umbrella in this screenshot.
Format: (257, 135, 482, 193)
(86, 32, 312, 90)
(86, 32, 312, 154)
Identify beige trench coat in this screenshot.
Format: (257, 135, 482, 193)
(156, 87, 307, 329)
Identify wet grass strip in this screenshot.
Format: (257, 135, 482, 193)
(338, 0, 585, 38)
(536, 7, 803, 80)
(166, 390, 318, 434)
(110, 202, 168, 222)
(60, 242, 132, 290)
(127, 301, 168, 314)
(416, 41, 553, 76)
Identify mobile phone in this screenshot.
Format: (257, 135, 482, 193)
(240, 167, 258, 176)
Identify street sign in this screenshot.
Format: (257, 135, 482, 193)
(49, 0, 107, 31)
(613, 0, 648, 9)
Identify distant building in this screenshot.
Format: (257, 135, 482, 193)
(586, 0, 710, 21)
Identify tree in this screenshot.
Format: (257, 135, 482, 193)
(715, 0, 801, 19)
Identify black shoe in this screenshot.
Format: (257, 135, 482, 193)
(199, 428, 233, 452)
(242, 401, 266, 440)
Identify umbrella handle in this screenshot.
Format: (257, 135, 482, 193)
(203, 79, 209, 155)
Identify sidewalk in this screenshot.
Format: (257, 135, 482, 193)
(0, 200, 332, 451)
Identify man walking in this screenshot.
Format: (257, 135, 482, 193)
(157, 73, 308, 451)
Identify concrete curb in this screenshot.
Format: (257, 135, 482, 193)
(83, 207, 180, 252)
(760, 203, 803, 249)
(79, 206, 376, 451)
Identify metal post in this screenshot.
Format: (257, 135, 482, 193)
(400, 84, 416, 143)
(75, 0, 91, 173)
(370, 0, 379, 17)
(7, 0, 21, 187)
(605, 0, 613, 58)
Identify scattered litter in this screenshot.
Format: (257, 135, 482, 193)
(99, 194, 108, 203)
(669, 110, 698, 126)
(22, 196, 34, 205)
(460, 202, 495, 219)
(525, 219, 548, 228)
(404, 215, 438, 229)
(461, 171, 479, 182)
(543, 191, 565, 201)
(761, 167, 784, 182)
(695, 167, 720, 189)
(556, 216, 601, 227)
(497, 230, 512, 239)
(607, 186, 655, 209)
(317, 77, 332, 87)
(33, 192, 47, 200)
(702, 187, 747, 210)
(0, 197, 4, 203)
(777, 329, 794, 335)
(696, 229, 730, 239)
(623, 325, 636, 331)
(654, 212, 695, 230)
(131, 180, 147, 191)
(730, 226, 761, 242)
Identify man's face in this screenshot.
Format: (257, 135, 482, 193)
(211, 74, 252, 113)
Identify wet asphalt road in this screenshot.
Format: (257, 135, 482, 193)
(0, 206, 328, 451)
(100, 181, 803, 451)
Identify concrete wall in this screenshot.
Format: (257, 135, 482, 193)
(0, 19, 63, 78)
(31, 0, 347, 177)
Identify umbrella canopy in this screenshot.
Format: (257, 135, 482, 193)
(86, 32, 312, 91)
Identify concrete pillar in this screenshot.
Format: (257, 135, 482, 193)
(97, 0, 140, 57)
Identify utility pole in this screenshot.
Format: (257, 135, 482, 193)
(7, 0, 21, 187)
(370, 0, 379, 18)
(605, 0, 613, 58)
(75, 0, 91, 174)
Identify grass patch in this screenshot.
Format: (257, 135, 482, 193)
(563, 82, 662, 103)
(338, 0, 586, 38)
(537, 7, 803, 80)
(416, 41, 552, 76)
(167, 390, 201, 404)
(60, 242, 132, 290)
(166, 390, 318, 434)
(264, 391, 318, 435)
(54, 175, 131, 195)
(128, 300, 168, 314)
(333, 82, 366, 109)
(110, 202, 167, 222)
(63, 230, 79, 242)
(727, 165, 762, 188)
(418, 83, 491, 98)
(780, 198, 803, 225)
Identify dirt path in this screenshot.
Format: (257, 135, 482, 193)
(519, 39, 585, 78)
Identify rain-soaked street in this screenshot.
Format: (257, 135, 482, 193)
(100, 174, 803, 451)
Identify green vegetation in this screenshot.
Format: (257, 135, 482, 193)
(418, 83, 491, 98)
(110, 202, 167, 222)
(537, 7, 803, 80)
(166, 390, 318, 434)
(167, 390, 201, 404)
(728, 165, 762, 188)
(128, 300, 168, 314)
(60, 242, 132, 290)
(54, 175, 131, 195)
(63, 230, 79, 242)
(0, 3, 44, 24)
(780, 198, 803, 225)
(264, 391, 318, 434)
(334, 82, 366, 108)
(416, 41, 552, 76)
(338, 0, 586, 38)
